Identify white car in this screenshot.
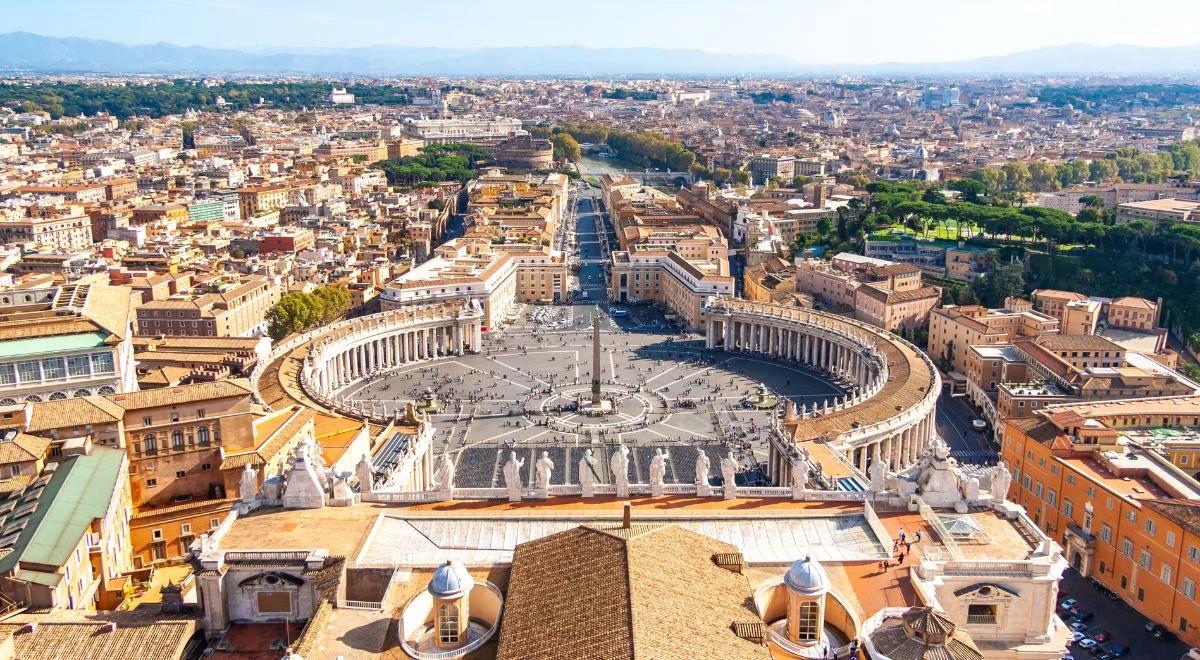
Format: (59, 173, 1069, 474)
(971, 418, 987, 431)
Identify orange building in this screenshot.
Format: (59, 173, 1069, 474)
(1001, 397, 1200, 644)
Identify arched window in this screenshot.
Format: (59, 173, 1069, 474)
(197, 426, 210, 445)
(97, 386, 116, 395)
(144, 434, 157, 452)
(796, 601, 820, 641)
(171, 430, 184, 450)
(48, 391, 67, 400)
(438, 603, 459, 645)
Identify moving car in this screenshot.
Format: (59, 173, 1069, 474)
(971, 418, 988, 431)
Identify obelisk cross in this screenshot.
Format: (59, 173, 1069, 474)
(591, 311, 602, 405)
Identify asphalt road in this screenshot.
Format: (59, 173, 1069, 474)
(935, 392, 999, 466)
(1060, 569, 1192, 660)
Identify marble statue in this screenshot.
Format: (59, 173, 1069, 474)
(790, 455, 809, 499)
(720, 451, 739, 499)
(534, 451, 555, 490)
(503, 451, 525, 501)
(435, 452, 455, 492)
(649, 448, 670, 487)
(695, 451, 712, 495)
(611, 443, 630, 489)
(239, 464, 258, 503)
(355, 454, 374, 493)
(991, 461, 1012, 503)
(868, 447, 887, 492)
(579, 449, 596, 495)
(914, 443, 966, 510)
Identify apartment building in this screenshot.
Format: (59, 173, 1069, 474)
(928, 299, 1060, 375)
(790, 255, 940, 332)
(1033, 289, 1161, 333)
(1001, 398, 1200, 645)
(0, 206, 93, 252)
(135, 276, 280, 338)
(381, 238, 519, 328)
(609, 248, 734, 328)
(0, 444, 131, 611)
(236, 185, 290, 221)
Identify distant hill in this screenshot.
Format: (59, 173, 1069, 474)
(857, 43, 1200, 76)
(2, 33, 1200, 76)
(0, 32, 793, 76)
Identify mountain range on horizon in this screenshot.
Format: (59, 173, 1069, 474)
(3, 32, 1200, 77)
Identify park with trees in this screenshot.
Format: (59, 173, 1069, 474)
(371, 143, 491, 187)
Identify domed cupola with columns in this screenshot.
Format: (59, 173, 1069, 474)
(429, 560, 474, 651)
(783, 555, 829, 645)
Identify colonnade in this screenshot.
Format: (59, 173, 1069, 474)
(305, 306, 484, 399)
(703, 300, 940, 484)
(706, 316, 879, 389)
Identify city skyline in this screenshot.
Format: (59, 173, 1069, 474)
(7, 0, 1200, 66)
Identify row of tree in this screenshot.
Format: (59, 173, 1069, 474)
(266, 286, 353, 341)
(553, 123, 697, 172)
(0, 81, 421, 119)
(967, 140, 1200, 193)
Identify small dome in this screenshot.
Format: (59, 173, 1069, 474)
(784, 555, 828, 596)
(914, 146, 929, 159)
(428, 560, 475, 599)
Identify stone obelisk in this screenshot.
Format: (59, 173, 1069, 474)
(591, 312, 602, 406)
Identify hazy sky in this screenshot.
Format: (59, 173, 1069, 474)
(9, 0, 1200, 65)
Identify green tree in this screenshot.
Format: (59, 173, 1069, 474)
(551, 133, 581, 162)
(973, 260, 1026, 307)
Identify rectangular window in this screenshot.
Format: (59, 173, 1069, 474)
(1063, 499, 1074, 517)
(1140, 549, 1152, 569)
(1168, 532, 1177, 548)
(16, 360, 39, 383)
(1147, 519, 1157, 535)
(180, 523, 191, 535)
(146, 478, 157, 488)
(1163, 564, 1173, 584)
(1188, 546, 1200, 562)
(1185, 578, 1196, 600)
(1122, 538, 1134, 558)
(41, 357, 65, 380)
(66, 355, 90, 377)
(1101, 524, 1113, 544)
(0, 364, 14, 386)
(90, 352, 115, 374)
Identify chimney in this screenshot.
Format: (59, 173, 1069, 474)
(622, 502, 631, 529)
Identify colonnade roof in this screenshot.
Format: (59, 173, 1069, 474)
(707, 300, 937, 443)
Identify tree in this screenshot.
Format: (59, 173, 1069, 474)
(948, 179, 986, 203)
(266, 286, 353, 340)
(973, 260, 1026, 307)
(550, 133, 581, 162)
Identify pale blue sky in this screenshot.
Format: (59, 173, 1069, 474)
(8, 0, 1200, 65)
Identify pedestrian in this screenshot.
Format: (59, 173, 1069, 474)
(898, 552, 905, 564)
(915, 530, 923, 543)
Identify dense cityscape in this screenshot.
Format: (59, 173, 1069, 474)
(5, 7, 1200, 659)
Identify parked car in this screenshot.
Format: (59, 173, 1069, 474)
(1107, 644, 1130, 657)
(1077, 639, 1098, 650)
(1156, 629, 1178, 643)
(1093, 630, 1112, 643)
(1071, 609, 1095, 623)
(1061, 598, 1079, 610)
